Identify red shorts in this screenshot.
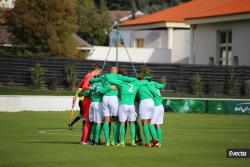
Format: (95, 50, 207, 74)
(81, 97, 91, 119)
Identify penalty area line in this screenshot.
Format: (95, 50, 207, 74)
(38, 129, 80, 136)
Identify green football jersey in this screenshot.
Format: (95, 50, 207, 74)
(138, 80, 154, 101)
(147, 81, 165, 106)
(90, 75, 116, 96)
(79, 81, 111, 102)
(108, 78, 148, 105)
(105, 74, 136, 96)
(91, 74, 136, 96)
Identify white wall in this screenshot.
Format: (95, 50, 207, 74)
(0, 95, 80, 112)
(87, 46, 171, 64)
(109, 30, 132, 47)
(0, 0, 15, 8)
(192, 20, 250, 65)
(109, 29, 192, 64)
(172, 29, 191, 63)
(110, 30, 169, 49)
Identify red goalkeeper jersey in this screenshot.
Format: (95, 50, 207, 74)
(78, 73, 95, 91)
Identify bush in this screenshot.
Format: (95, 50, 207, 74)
(64, 64, 77, 90)
(191, 73, 203, 95)
(160, 76, 167, 85)
(48, 72, 60, 90)
(227, 69, 238, 96)
(30, 63, 44, 89)
(208, 80, 216, 96)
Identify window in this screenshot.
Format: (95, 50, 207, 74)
(134, 38, 144, 48)
(217, 30, 232, 65)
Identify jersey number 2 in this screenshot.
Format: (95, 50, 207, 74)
(128, 84, 134, 93)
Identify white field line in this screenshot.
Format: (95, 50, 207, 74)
(38, 129, 80, 136)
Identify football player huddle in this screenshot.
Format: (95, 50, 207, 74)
(76, 65, 165, 147)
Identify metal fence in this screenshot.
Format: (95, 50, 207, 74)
(1, 55, 250, 95)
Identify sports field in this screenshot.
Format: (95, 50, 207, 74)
(0, 112, 249, 167)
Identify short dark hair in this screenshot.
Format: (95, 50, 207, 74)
(137, 74, 144, 80)
(91, 63, 102, 71)
(118, 68, 128, 76)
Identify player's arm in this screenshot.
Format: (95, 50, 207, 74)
(82, 75, 93, 90)
(72, 87, 84, 107)
(152, 81, 165, 89)
(78, 90, 90, 97)
(90, 75, 103, 83)
(98, 85, 117, 94)
(75, 88, 82, 97)
(147, 83, 159, 97)
(106, 78, 123, 87)
(105, 74, 123, 86)
(137, 79, 149, 87)
(77, 78, 85, 88)
(117, 74, 136, 82)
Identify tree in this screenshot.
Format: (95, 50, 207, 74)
(6, 0, 78, 56)
(76, 0, 111, 46)
(30, 63, 44, 89)
(132, 0, 186, 14)
(105, 0, 191, 14)
(191, 73, 203, 95)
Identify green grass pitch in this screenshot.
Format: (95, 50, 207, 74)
(0, 112, 250, 167)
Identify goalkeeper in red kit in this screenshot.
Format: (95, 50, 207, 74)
(80, 64, 102, 145)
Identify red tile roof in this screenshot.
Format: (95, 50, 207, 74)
(187, 0, 250, 19)
(121, 0, 250, 27)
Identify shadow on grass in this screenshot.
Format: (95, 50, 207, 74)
(18, 141, 145, 148)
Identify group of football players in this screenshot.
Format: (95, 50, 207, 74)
(68, 64, 165, 147)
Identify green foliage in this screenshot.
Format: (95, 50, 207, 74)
(227, 69, 238, 96)
(76, 0, 111, 46)
(191, 73, 203, 95)
(160, 75, 167, 96)
(5, 0, 78, 56)
(105, 0, 191, 14)
(208, 80, 216, 96)
(48, 72, 60, 90)
(64, 64, 77, 90)
(30, 63, 44, 89)
(139, 65, 153, 78)
(160, 76, 167, 85)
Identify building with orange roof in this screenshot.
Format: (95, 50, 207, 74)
(114, 0, 250, 65)
(186, 0, 250, 66)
